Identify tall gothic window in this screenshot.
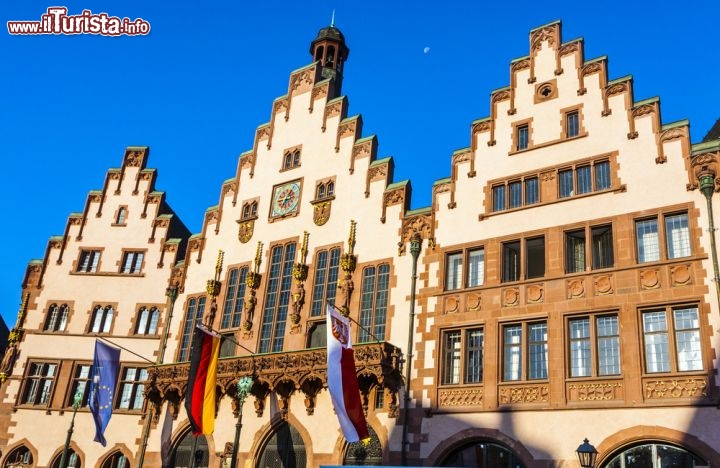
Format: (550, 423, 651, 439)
(222, 266, 249, 329)
(177, 297, 206, 361)
(358, 264, 390, 343)
(89, 305, 114, 334)
(259, 243, 296, 353)
(310, 247, 341, 316)
(44, 303, 69, 332)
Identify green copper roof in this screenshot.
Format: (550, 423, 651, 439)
(662, 119, 689, 131)
(165, 238, 181, 245)
(355, 135, 375, 144)
(126, 146, 149, 151)
(510, 55, 530, 64)
(584, 55, 607, 65)
(370, 157, 392, 166)
(633, 97, 659, 107)
(70, 212, 83, 217)
(453, 147, 471, 155)
(530, 19, 560, 32)
(206, 205, 219, 212)
(491, 85, 511, 95)
(434, 177, 451, 186)
(29, 259, 43, 265)
(49, 236, 64, 241)
(692, 140, 720, 153)
(406, 207, 431, 216)
(472, 117, 491, 125)
(608, 75, 632, 86)
(386, 180, 409, 190)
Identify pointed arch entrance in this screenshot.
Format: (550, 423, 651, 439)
(256, 421, 307, 468)
(171, 430, 209, 468)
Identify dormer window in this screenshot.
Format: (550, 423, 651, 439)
(315, 178, 336, 201)
(241, 200, 259, 220)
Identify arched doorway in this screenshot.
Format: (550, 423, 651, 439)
(172, 430, 209, 468)
(343, 426, 382, 465)
(49, 449, 81, 468)
(256, 421, 307, 468)
(439, 440, 526, 468)
(3, 446, 32, 468)
(100, 451, 130, 468)
(602, 442, 708, 467)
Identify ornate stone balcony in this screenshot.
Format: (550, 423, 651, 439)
(144, 341, 404, 421)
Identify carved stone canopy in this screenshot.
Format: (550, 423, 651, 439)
(143, 342, 403, 419)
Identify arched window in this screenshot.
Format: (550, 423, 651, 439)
(4, 446, 33, 467)
(343, 426, 382, 465)
(171, 430, 209, 468)
(257, 421, 307, 468)
(315, 45, 324, 62)
(90, 306, 114, 333)
(293, 150, 300, 167)
(49, 449, 81, 468)
(439, 440, 526, 468)
(284, 152, 293, 169)
(251, 201, 258, 216)
(316, 183, 325, 200)
(44, 303, 69, 332)
(326, 46, 336, 67)
(135, 307, 160, 335)
(100, 451, 129, 468)
(326, 181, 335, 197)
(603, 442, 707, 468)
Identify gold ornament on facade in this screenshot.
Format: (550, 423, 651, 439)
(242, 243, 264, 333)
(238, 220, 254, 243)
(313, 201, 331, 226)
(289, 232, 310, 332)
(0, 293, 29, 383)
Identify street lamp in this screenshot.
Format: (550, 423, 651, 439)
(229, 376, 254, 468)
(59, 391, 82, 468)
(401, 232, 422, 466)
(576, 438, 598, 468)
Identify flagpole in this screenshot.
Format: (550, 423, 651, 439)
(136, 284, 179, 468)
(59, 391, 82, 468)
(95, 335, 154, 364)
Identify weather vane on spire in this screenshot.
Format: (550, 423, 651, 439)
(331, 9, 335, 27)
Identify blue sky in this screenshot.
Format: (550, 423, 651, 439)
(1, 1, 718, 327)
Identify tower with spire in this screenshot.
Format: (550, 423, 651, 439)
(309, 16, 349, 97)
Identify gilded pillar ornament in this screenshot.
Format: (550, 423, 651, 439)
(204, 250, 224, 328)
(290, 232, 310, 333)
(338, 220, 357, 315)
(242, 242, 263, 337)
(0, 293, 29, 383)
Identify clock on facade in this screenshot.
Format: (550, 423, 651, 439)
(271, 180, 302, 218)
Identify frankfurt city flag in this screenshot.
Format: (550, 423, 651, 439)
(184, 325, 221, 435)
(326, 304, 369, 442)
(88, 339, 121, 446)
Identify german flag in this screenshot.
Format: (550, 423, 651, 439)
(184, 326, 221, 435)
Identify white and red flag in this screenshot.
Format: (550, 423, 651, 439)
(326, 303, 369, 442)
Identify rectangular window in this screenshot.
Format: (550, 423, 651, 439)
(642, 306, 702, 373)
(446, 252, 463, 290)
(636, 218, 660, 263)
(77, 250, 101, 273)
(517, 125, 529, 150)
(467, 248, 485, 287)
(566, 111, 579, 137)
(441, 330, 461, 385)
(524, 177, 539, 205)
(68, 364, 92, 407)
(219, 332, 236, 358)
(117, 367, 148, 410)
(509, 181, 522, 208)
(559, 169, 574, 198)
(358, 264, 390, 343)
(569, 315, 621, 378)
(21, 362, 57, 405)
(576, 165, 592, 194)
(528, 322, 548, 379)
(525, 236, 545, 279)
(121, 251, 144, 274)
(591, 225, 614, 269)
(565, 229, 586, 273)
(502, 241, 521, 282)
(594, 161, 611, 190)
(492, 185, 506, 212)
(441, 328, 484, 385)
(503, 325, 522, 381)
(665, 213, 690, 259)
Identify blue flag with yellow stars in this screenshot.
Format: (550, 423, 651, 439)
(88, 340, 120, 446)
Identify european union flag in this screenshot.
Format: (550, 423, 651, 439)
(88, 340, 120, 446)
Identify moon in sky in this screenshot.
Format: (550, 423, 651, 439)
(423, 46, 430, 54)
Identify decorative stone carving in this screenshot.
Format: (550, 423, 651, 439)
(670, 264, 692, 286)
(567, 279, 585, 299)
(526, 284, 544, 303)
(559, 42, 579, 56)
(644, 377, 708, 399)
(594, 275, 613, 295)
(568, 381, 622, 402)
(438, 388, 483, 407)
(472, 120, 491, 133)
(582, 62, 602, 76)
(313, 201, 331, 226)
(502, 287, 520, 307)
(606, 83, 628, 97)
(401, 214, 433, 244)
(124, 148, 145, 167)
(491, 90, 511, 103)
(511, 59, 530, 72)
(498, 385, 549, 404)
(632, 104, 655, 118)
(639, 269, 660, 289)
(467, 293, 481, 311)
(444, 296, 460, 314)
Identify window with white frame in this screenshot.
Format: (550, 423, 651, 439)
(568, 314, 621, 378)
(441, 328, 484, 385)
(77, 250, 101, 273)
(44, 303, 69, 332)
(502, 321, 547, 381)
(121, 251, 144, 274)
(642, 305, 702, 373)
(21, 362, 57, 405)
(117, 366, 148, 410)
(636, 212, 690, 263)
(89, 305, 114, 334)
(135, 306, 160, 335)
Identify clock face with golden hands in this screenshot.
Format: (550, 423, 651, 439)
(271, 180, 302, 218)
